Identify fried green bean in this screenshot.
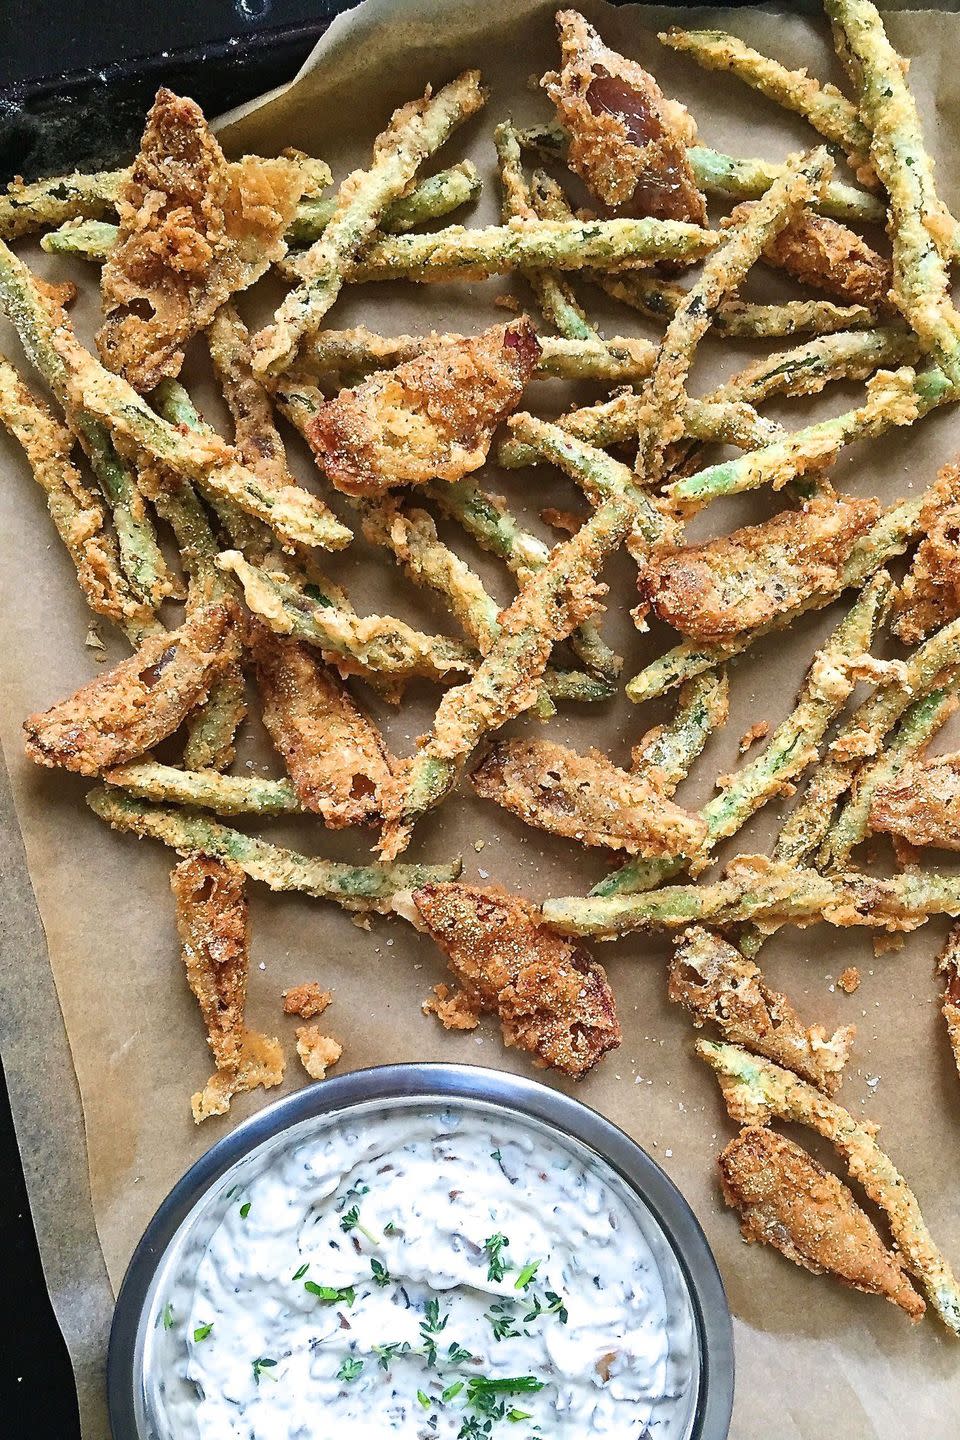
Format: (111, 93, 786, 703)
(659, 28, 875, 184)
(104, 759, 301, 815)
(596, 272, 876, 340)
(667, 365, 953, 508)
(626, 490, 925, 703)
(87, 787, 460, 909)
(630, 670, 729, 796)
(0, 239, 173, 606)
(696, 1041, 960, 1335)
(595, 573, 892, 897)
(825, 0, 960, 380)
(1, 169, 126, 240)
(252, 71, 487, 376)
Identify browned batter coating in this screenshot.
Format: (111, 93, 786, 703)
(305, 318, 540, 496)
(936, 924, 960, 1083)
(724, 202, 892, 309)
(869, 752, 960, 851)
(282, 981, 332, 1019)
(295, 1026, 342, 1080)
(635, 495, 879, 642)
(249, 620, 394, 827)
(542, 10, 707, 225)
(719, 1126, 925, 1319)
(23, 600, 239, 774)
(171, 855, 285, 1122)
(412, 882, 621, 1078)
(471, 736, 708, 857)
(892, 463, 960, 644)
(669, 927, 854, 1093)
(98, 89, 307, 390)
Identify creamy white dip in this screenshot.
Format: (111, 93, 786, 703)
(181, 1107, 676, 1439)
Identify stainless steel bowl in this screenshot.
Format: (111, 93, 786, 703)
(108, 1062, 734, 1439)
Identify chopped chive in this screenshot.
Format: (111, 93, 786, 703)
(239, 1202, 251, 1219)
(292, 1263, 309, 1281)
(513, 1261, 541, 1291)
(417, 1389, 432, 1410)
(161, 1302, 174, 1330)
(193, 1323, 214, 1342)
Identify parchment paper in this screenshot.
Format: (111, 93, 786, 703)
(3, 3, 960, 1436)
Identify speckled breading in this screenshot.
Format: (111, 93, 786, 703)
(171, 856, 249, 1071)
(542, 11, 707, 225)
(295, 1026, 342, 1080)
(23, 600, 239, 774)
(719, 1126, 925, 1319)
(283, 981, 332, 1019)
(668, 926, 854, 1093)
(98, 89, 307, 390)
(936, 924, 960, 1083)
(305, 319, 540, 496)
(723, 204, 891, 309)
(471, 736, 707, 857)
(636, 496, 879, 642)
(249, 620, 394, 827)
(892, 463, 960, 644)
(869, 752, 960, 850)
(208, 303, 293, 492)
(412, 882, 620, 1078)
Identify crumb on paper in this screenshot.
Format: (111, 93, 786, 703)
(494, 291, 521, 312)
(283, 982, 332, 1019)
(474, 839, 485, 852)
(295, 1026, 342, 1081)
(351, 913, 372, 930)
(84, 623, 106, 652)
(423, 982, 482, 1031)
(838, 967, 861, 995)
(738, 721, 770, 754)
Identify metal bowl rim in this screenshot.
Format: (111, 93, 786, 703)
(107, 1061, 734, 1440)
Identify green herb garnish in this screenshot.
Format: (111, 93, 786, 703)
(484, 1232, 510, 1282)
(370, 1259, 391, 1288)
(252, 1357, 277, 1385)
(239, 1202, 251, 1219)
(338, 1357, 364, 1383)
(513, 1260, 540, 1291)
(161, 1302, 174, 1330)
(417, 1389, 432, 1410)
(443, 1380, 465, 1401)
(292, 1263, 309, 1281)
(193, 1323, 213, 1342)
(339, 1204, 379, 1245)
(486, 1301, 520, 1341)
(304, 1281, 355, 1305)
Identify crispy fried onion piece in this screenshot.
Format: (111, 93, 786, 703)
(892, 462, 960, 644)
(542, 10, 706, 224)
(295, 1026, 342, 1081)
(719, 1126, 925, 1319)
(283, 981, 332, 1019)
(304, 318, 541, 496)
(471, 736, 707, 857)
(170, 856, 284, 1123)
(23, 600, 239, 774)
(669, 926, 854, 1093)
(937, 924, 960, 1083)
(249, 620, 394, 827)
(98, 89, 308, 390)
(869, 752, 960, 851)
(413, 882, 621, 1078)
(724, 202, 892, 309)
(636, 495, 879, 642)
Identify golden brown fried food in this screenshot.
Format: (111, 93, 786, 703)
(869, 752, 960, 850)
(305, 318, 540, 496)
(98, 89, 307, 390)
(724, 202, 892, 308)
(892, 463, 960, 644)
(669, 926, 854, 1092)
(412, 882, 621, 1078)
(636, 495, 879, 642)
(249, 620, 394, 827)
(471, 736, 708, 857)
(191, 1029, 285, 1123)
(282, 981, 332, 1019)
(542, 10, 707, 225)
(23, 600, 239, 774)
(171, 856, 249, 1070)
(208, 303, 293, 492)
(937, 924, 960, 1083)
(838, 966, 861, 995)
(295, 1026, 342, 1080)
(719, 1126, 925, 1319)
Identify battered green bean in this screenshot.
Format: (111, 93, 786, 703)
(597, 272, 876, 340)
(87, 787, 461, 908)
(696, 1041, 960, 1335)
(0, 169, 128, 240)
(252, 71, 487, 376)
(104, 759, 301, 815)
(630, 670, 729, 796)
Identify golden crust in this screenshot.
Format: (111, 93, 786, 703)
(471, 736, 707, 857)
(937, 924, 960, 1083)
(282, 981, 332, 1019)
(295, 1026, 342, 1081)
(542, 10, 706, 224)
(249, 621, 394, 827)
(305, 319, 540, 496)
(23, 600, 239, 774)
(171, 855, 248, 1070)
(892, 462, 960, 644)
(719, 1126, 925, 1319)
(669, 927, 854, 1093)
(412, 882, 621, 1078)
(98, 89, 306, 390)
(191, 1029, 285, 1123)
(869, 752, 960, 850)
(725, 202, 892, 308)
(636, 496, 879, 642)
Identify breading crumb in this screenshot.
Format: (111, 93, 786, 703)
(838, 967, 861, 995)
(738, 721, 770, 754)
(423, 982, 482, 1030)
(295, 1026, 342, 1081)
(283, 982, 332, 1019)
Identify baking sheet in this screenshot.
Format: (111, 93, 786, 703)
(2, 2, 960, 1436)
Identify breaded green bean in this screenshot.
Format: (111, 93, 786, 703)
(825, 0, 960, 380)
(597, 272, 875, 340)
(252, 71, 488, 376)
(630, 670, 729, 796)
(39, 218, 122, 261)
(659, 28, 875, 184)
(181, 667, 248, 773)
(0, 169, 127, 240)
(87, 786, 460, 909)
(667, 365, 953, 508)
(0, 352, 156, 641)
(696, 1041, 960, 1335)
(219, 550, 475, 685)
(104, 759, 301, 815)
(0, 239, 173, 606)
(595, 572, 892, 897)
